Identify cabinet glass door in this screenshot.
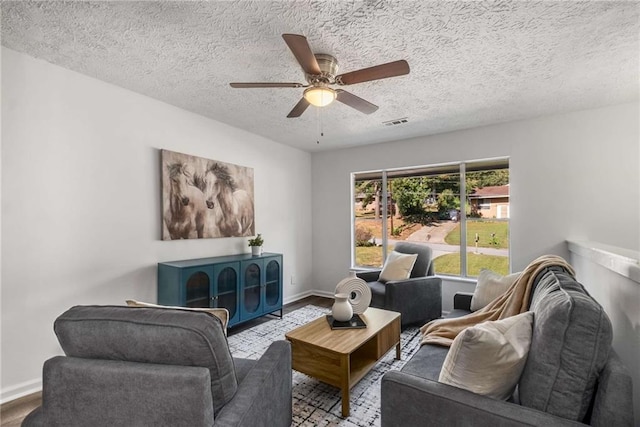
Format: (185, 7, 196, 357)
(215, 264, 239, 325)
(185, 270, 211, 308)
(264, 259, 281, 308)
(242, 261, 262, 318)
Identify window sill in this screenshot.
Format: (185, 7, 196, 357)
(352, 270, 478, 284)
(437, 275, 477, 284)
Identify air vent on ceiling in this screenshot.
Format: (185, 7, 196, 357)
(382, 117, 408, 126)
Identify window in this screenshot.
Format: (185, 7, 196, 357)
(352, 158, 509, 277)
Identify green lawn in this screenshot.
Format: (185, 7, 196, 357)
(433, 252, 509, 277)
(354, 246, 384, 267)
(444, 220, 509, 249)
(356, 245, 508, 277)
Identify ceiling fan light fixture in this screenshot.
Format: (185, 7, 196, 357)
(304, 86, 336, 107)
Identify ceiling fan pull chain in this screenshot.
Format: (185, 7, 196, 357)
(316, 106, 320, 144)
(316, 106, 325, 144)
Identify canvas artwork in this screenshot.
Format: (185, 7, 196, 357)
(161, 149, 255, 240)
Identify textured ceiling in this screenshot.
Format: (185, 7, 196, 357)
(2, 1, 639, 152)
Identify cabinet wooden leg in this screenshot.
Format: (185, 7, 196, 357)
(396, 342, 401, 360)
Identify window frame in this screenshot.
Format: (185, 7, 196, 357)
(351, 157, 510, 278)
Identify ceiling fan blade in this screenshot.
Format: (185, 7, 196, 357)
(230, 82, 304, 88)
(335, 90, 378, 114)
(287, 98, 310, 118)
(336, 60, 410, 85)
(282, 34, 322, 75)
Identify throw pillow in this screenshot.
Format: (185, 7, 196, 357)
(379, 251, 418, 283)
(439, 311, 534, 400)
(125, 300, 229, 334)
(470, 270, 520, 311)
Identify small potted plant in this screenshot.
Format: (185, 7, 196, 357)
(248, 233, 264, 256)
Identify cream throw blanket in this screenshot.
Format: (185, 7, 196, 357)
(420, 254, 576, 346)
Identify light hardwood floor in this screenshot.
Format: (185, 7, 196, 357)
(0, 296, 332, 427)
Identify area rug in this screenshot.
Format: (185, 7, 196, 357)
(227, 305, 423, 427)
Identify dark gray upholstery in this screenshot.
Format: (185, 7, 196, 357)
(394, 241, 435, 277)
(399, 343, 449, 381)
(519, 270, 612, 421)
(233, 358, 257, 383)
(382, 371, 587, 427)
(357, 242, 442, 327)
(381, 267, 634, 426)
(216, 341, 292, 427)
(41, 356, 214, 427)
(55, 305, 237, 413)
(22, 306, 292, 427)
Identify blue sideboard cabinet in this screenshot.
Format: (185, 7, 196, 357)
(158, 253, 283, 328)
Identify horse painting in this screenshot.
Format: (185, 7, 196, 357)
(203, 162, 255, 237)
(161, 149, 254, 240)
(165, 162, 207, 239)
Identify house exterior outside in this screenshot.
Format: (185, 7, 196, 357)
(468, 184, 510, 219)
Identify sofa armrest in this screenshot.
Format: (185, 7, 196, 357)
(356, 270, 381, 283)
(381, 371, 585, 427)
(215, 340, 292, 427)
(384, 276, 442, 326)
(25, 356, 214, 427)
(590, 351, 634, 426)
(453, 292, 474, 311)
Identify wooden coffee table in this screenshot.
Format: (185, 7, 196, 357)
(285, 307, 401, 417)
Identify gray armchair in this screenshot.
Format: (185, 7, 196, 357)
(357, 242, 442, 327)
(22, 305, 292, 427)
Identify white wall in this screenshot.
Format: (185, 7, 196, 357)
(311, 101, 639, 419)
(569, 242, 640, 425)
(312, 102, 639, 295)
(0, 47, 313, 401)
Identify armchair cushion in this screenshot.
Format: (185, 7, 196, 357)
(54, 305, 238, 413)
(394, 242, 435, 277)
(379, 251, 418, 283)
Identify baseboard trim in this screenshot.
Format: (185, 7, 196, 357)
(310, 290, 334, 299)
(283, 290, 314, 304)
(1, 379, 42, 405)
(284, 290, 334, 305)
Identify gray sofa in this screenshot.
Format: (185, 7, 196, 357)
(22, 305, 292, 427)
(357, 242, 442, 328)
(381, 266, 634, 426)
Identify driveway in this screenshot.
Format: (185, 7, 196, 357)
(406, 221, 459, 244)
(404, 221, 508, 258)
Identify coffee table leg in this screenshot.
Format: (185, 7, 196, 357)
(340, 355, 350, 417)
(395, 341, 401, 360)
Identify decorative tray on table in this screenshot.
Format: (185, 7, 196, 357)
(326, 314, 367, 330)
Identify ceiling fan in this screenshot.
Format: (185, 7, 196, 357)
(229, 34, 410, 118)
